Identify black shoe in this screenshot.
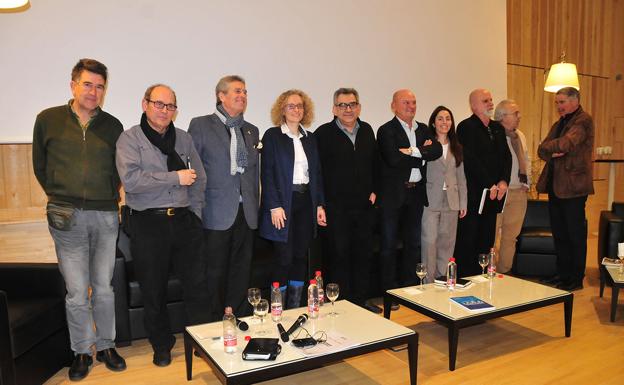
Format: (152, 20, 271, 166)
(96, 348, 127, 372)
(557, 280, 583, 291)
(541, 275, 562, 285)
(362, 303, 383, 314)
(153, 350, 172, 367)
(390, 302, 400, 311)
(68, 354, 93, 381)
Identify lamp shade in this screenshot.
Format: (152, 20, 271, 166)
(544, 62, 580, 93)
(0, 0, 28, 8)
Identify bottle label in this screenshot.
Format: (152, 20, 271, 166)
(224, 336, 237, 347)
(271, 305, 282, 317)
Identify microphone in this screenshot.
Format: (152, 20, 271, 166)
(236, 318, 249, 331)
(279, 314, 308, 342)
(277, 323, 288, 342)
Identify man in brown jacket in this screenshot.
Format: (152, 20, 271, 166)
(537, 87, 594, 291)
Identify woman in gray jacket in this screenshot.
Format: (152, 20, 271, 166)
(421, 106, 467, 281)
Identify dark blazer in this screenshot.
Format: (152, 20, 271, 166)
(536, 106, 594, 198)
(259, 126, 325, 243)
(457, 114, 511, 208)
(188, 114, 260, 230)
(314, 118, 378, 210)
(376, 117, 442, 209)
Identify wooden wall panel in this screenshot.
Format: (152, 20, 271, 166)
(508, 0, 613, 78)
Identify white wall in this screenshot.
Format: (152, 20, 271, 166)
(0, 0, 506, 142)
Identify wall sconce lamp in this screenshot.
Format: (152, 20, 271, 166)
(544, 52, 580, 93)
(0, 0, 29, 10)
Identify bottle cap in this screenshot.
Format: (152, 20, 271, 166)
(310, 279, 317, 285)
(315, 270, 321, 276)
(449, 257, 455, 262)
(244, 335, 251, 341)
(272, 281, 279, 288)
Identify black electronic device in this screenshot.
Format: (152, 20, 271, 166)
(236, 318, 249, 331)
(277, 323, 288, 342)
(291, 337, 317, 348)
(280, 314, 308, 342)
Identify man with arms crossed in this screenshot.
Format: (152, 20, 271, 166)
(537, 87, 594, 291)
(32, 58, 126, 381)
(315, 87, 381, 314)
(377, 89, 442, 310)
(188, 75, 260, 320)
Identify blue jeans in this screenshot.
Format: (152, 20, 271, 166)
(49, 209, 118, 354)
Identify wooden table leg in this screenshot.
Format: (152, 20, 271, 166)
(611, 285, 620, 322)
(564, 294, 573, 337)
(447, 325, 459, 371)
(407, 333, 419, 385)
(184, 331, 193, 381)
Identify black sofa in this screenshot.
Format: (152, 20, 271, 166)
(113, 230, 276, 346)
(513, 199, 557, 277)
(0, 263, 72, 385)
(598, 202, 624, 296)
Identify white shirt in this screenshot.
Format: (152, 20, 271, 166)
(506, 129, 531, 189)
(441, 142, 449, 190)
(280, 124, 309, 184)
(397, 117, 423, 182)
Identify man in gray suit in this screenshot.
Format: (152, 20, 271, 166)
(188, 75, 260, 319)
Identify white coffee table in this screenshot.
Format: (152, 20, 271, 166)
(384, 274, 573, 370)
(185, 300, 418, 384)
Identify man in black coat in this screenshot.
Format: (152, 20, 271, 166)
(315, 88, 382, 313)
(377, 89, 442, 310)
(455, 88, 511, 277)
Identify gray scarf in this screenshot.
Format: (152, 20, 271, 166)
(217, 104, 247, 175)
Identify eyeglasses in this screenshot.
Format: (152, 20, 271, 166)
(504, 111, 521, 118)
(147, 99, 177, 111)
(286, 103, 304, 111)
(335, 102, 359, 110)
(77, 81, 105, 92)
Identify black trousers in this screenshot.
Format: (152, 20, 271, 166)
(130, 208, 209, 353)
(454, 203, 498, 278)
(379, 188, 424, 290)
(273, 190, 313, 285)
(547, 193, 588, 284)
(323, 204, 375, 306)
(204, 204, 254, 320)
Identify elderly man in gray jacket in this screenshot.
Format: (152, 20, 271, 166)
(116, 84, 209, 367)
(188, 75, 260, 320)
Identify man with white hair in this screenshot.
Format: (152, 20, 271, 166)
(494, 99, 530, 274)
(454, 89, 511, 277)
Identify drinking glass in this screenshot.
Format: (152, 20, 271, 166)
(254, 299, 269, 335)
(247, 287, 261, 320)
(478, 254, 489, 277)
(325, 283, 340, 317)
(416, 263, 427, 289)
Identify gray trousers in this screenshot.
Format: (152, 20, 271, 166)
(49, 209, 118, 354)
(421, 194, 459, 282)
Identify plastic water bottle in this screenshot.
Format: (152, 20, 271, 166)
(488, 248, 497, 278)
(270, 281, 283, 322)
(447, 257, 457, 291)
(314, 270, 325, 306)
(222, 307, 237, 354)
(307, 279, 319, 319)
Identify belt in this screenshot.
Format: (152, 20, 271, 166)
(404, 182, 419, 189)
(292, 184, 309, 193)
(133, 207, 187, 216)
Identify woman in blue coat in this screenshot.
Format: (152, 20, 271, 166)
(259, 89, 326, 308)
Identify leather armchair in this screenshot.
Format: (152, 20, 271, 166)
(0, 263, 72, 385)
(513, 199, 557, 277)
(598, 202, 624, 296)
(113, 229, 275, 346)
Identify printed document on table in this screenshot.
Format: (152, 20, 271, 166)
(300, 332, 360, 356)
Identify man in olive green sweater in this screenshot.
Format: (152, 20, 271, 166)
(32, 58, 126, 381)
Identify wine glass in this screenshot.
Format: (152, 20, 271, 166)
(325, 283, 340, 317)
(254, 299, 269, 335)
(247, 288, 261, 320)
(478, 254, 489, 277)
(618, 250, 624, 275)
(416, 263, 427, 289)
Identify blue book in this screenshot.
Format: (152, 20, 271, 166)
(450, 296, 495, 312)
